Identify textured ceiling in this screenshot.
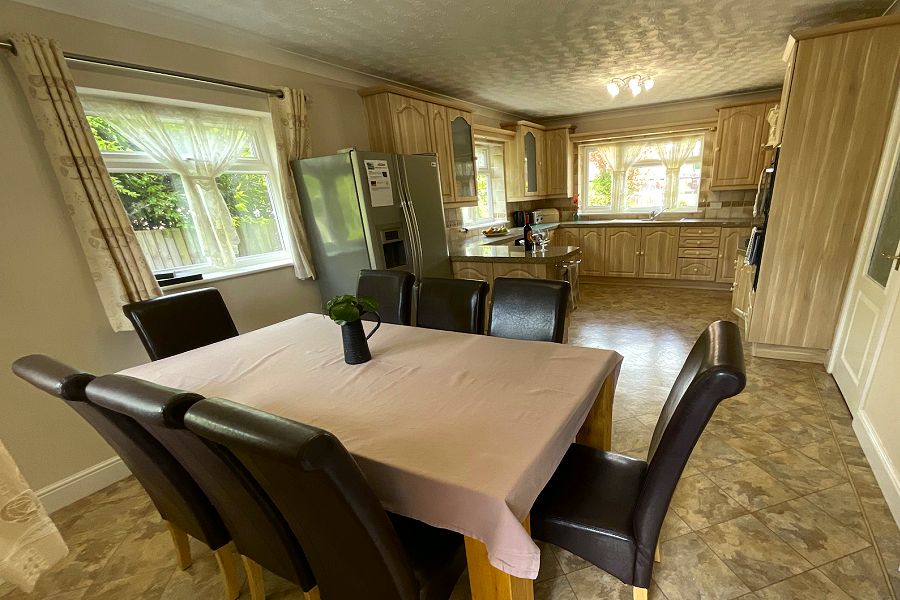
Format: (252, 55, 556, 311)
(121, 0, 889, 118)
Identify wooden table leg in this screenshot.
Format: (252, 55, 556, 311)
(575, 374, 615, 451)
(465, 517, 534, 600)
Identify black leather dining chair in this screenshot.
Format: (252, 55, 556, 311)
(184, 397, 467, 600)
(488, 277, 571, 343)
(416, 277, 489, 334)
(357, 269, 415, 326)
(11, 355, 241, 600)
(123, 288, 239, 361)
(530, 320, 746, 600)
(85, 374, 318, 600)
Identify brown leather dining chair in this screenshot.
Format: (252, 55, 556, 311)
(184, 396, 467, 600)
(123, 288, 239, 361)
(489, 277, 571, 343)
(357, 269, 415, 326)
(529, 320, 746, 600)
(11, 355, 241, 600)
(416, 277, 489, 334)
(85, 374, 318, 600)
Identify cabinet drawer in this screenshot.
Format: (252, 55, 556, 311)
(676, 258, 717, 281)
(680, 227, 721, 237)
(678, 247, 718, 258)
(679, 237, 719, 248)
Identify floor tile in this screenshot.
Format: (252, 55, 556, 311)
(658, 510, 692, 542)
(698, 514, 812, 590)
(796, 438, 847, 476)
(536, 541, 564, 582)
(817, 547, 892, 600)
(803, 483, 869, 540)
(754, 570, 852, 599)
(82, 567, 172, 599)
(755, 498, 870, 566)
(707, 461, 798, 511)
(714, 423, 787, 459)
(756, 409, 831, 447)
(669, 474, 747, 530)
(686, 432, 747, 471)
(535, 576, 577, 600)
(753, 449, 846, 495)
(550, 544, 592, 574)
(653, 533, 751, 600)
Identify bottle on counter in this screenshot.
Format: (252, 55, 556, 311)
(523, 213, 534, 251)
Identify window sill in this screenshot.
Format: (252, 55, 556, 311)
(463, 219, 510, 230)
(160, 258, 294, 292)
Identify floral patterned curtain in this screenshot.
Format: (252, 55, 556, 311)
(268, 87, 316, 279)
(656, 136, 700, 209)
(597, 143, 643, 212)
(0, 440, 67, 592)
(7, 33, 161, 332)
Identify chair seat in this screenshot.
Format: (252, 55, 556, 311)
(531, 444, 647, 585)
(389, 514, 467, 600)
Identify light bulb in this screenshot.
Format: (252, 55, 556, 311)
(606, 81, 620, 97)
(628, 77, 642, 96)
(643, 78, 654, 91)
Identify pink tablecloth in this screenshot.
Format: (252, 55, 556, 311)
(120, 313, 622, 579)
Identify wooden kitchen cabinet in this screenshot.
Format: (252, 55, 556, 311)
(360, 86, 477, 206)
(451, 261, 494, 282)
(639, 227, 679, 279)
(555, 227, 580, 248)
(579, 228, 606, 276)
(677, 258, 718, 281)
(544, 127, 572, 196)
(605, 228, 641, 277)
(502, 121, 574, 201)
(710, 101, 774, 190)
(717, 227, 751, 283)
(522, 127, 544, 196)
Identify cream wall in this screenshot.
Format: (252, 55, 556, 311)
(0, 0, 370, 492)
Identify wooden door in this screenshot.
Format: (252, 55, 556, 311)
(388, 94, 431, 155)
(711, 103, 768, 189)
(716, 227, 749, 282)
(605, 228, 640, 277)
(427, 104, 454, 202)
(639, 227, 678, 279)
(523, 128, 540, 196)
(556, 227, 580, 248)
(535, 129, 546, 195)
(447, 109, 477, 202)
(579, 228, 605, 276)
(545, 128, 569, 196)
(452, 261, 493, 282)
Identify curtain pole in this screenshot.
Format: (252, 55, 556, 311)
(0, 38, 284, 98)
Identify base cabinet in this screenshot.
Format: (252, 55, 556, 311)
(555, 227, 580, 248)
(677, 258, 718, 281)
(606, 228, 641, 277)
(639, 227, 678, 279)
(579, 228, 606, 275)
(717, 227, 750, 282)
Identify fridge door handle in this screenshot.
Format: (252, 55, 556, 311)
(397, 159, 424, 278)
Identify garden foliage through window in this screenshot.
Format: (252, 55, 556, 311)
(84, 97, 288, 277)
(580, 135, 702, 213)
(461, 141, 506, 227)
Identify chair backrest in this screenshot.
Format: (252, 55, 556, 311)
(10, 355, 228, 550)
(85, 375, 315, 590)
(489, 277, 571, 343)
(123, 288, 239, 361)
(416, 277, 488, 334)
(357, 270, 415, 326)
(184, 397, 421, 600)
(631, 321, 745, 572)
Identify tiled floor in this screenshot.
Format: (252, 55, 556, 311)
(3, 284, 898, 599)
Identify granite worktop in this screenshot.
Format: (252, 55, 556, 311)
(556, 218, 753, 227)
(450, 243, 580, 264)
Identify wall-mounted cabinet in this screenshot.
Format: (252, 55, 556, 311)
(502, 121, 573, 202)
(360, 86, 477, 206)
(710, 100, 779, 190)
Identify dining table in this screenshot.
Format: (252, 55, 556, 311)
(119, 312, 623, 600)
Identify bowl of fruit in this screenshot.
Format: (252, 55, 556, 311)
(482, 225, 509, 238)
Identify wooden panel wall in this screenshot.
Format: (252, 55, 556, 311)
(749, 23, 900, 349)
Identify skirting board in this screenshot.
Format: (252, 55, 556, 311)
(853, 411, 900, 528)
(36, 457, 130, 514)
(750, 342, 829, 364)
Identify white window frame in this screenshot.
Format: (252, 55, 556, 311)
(462, 141, 507, 228)
(579, 136, 703, 215)
(86, 96, 290, 278)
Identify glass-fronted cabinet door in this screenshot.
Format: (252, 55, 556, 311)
(449, 111, 476, 201)
(524, 130, 538, 194)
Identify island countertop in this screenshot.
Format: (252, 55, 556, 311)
(450, 244, 580, 264)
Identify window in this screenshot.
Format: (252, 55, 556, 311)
(461, 141, 507, 227)
(579, 135, 703, 214)
(85, 97, 289, 278)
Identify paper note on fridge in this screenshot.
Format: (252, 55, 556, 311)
(364, 159, 394, 207)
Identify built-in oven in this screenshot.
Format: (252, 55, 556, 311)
(748, 147, 780, 289)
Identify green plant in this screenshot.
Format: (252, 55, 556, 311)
(324, 295, 379, 325)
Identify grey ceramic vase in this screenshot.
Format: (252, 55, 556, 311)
(341, 311, 381, 365)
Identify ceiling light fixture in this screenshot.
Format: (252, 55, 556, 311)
(606, 75, 655, 98)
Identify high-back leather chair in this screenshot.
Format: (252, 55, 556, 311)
(10, 355, 241, 600)
(357, 269, 415, 326)
(85, 375, 317, 600)
(416, 277, 488, 334)
(184, 397, 466, 600)
(488, 277, 570, 343)
(530, 320, 746, 600)
(123, 288, 239, 361)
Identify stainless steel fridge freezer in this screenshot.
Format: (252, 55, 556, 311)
(292, 150, 452, 303)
